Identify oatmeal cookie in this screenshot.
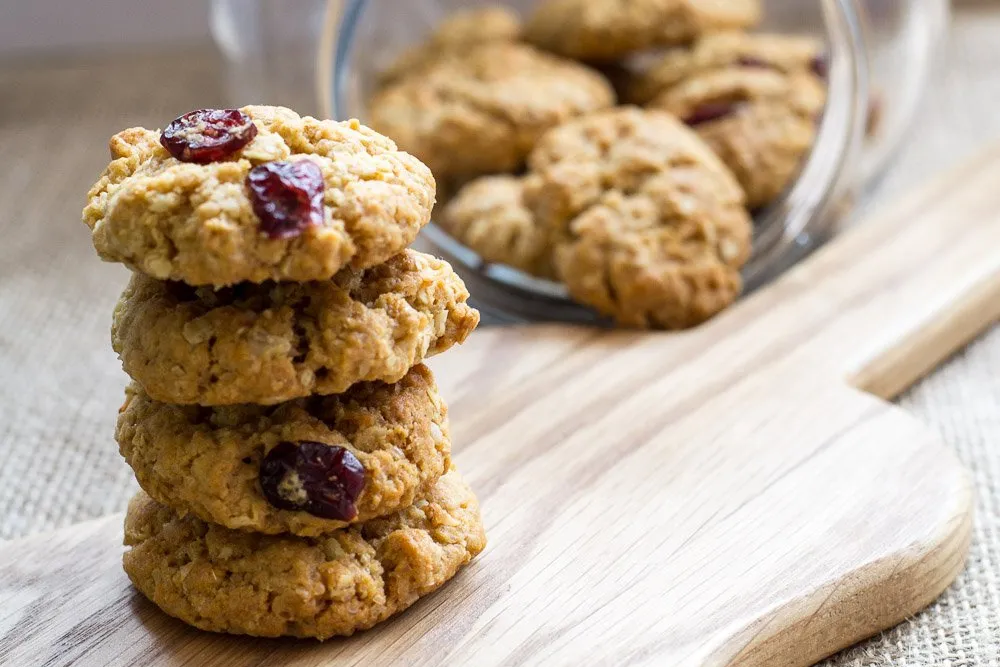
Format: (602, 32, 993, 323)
(83, 105, 435, 286)
(650, 64, 826, 208)
(524, 0, 761, 62)
(112, 249, 479, 406)
(369, 43, 614, 182)
(378, 7, 522, 86)
(525, 107, 752, 329)
(122, 469, 486, 639)
(440, 175, 555, 279)
(118, 364, 451, 537)
(626, 31, 825, 105)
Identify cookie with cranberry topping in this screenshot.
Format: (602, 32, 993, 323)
(625, 31, 825, 105)
(118, 364, 451, 537)
(83, 105, 435, 286)
(112, 249, 478, 406)
(378, 6, 522, 87)
(525, 107, 752, 329)
(440, 174, 556, 279)
(123, 468, 485, 638)
(634, 33, 826, 208)
(369, 43, 614, 183)
(524, 0, 761, 62)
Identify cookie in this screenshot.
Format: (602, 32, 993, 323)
(378, 7, 522, 86)
(112, 249, 479, 406)
(626, 31, 825, 105)
(525, 107, 752, 329)
(118, 364, 451, 537)
(524, 0, 761, 62)
(83, 105, 435, 286)
(650, 64, 826, 208)
(122, 469, 486, 639)
(440, 175, 555, 279)
(368, 42, 615, 182)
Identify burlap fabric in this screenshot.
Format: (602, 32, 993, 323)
(2, 20, 998, 663)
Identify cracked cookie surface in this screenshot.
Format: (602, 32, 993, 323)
(378, 7, 522, 86)
(118, 364, 451, 537)
(122, 469, 486, 639)
(524, 0, 761, 62)
(440, 175, 555, 279)
(525, 107, 752, 329)
(83, 105, 435, 286)
(112, 249, 479, 405)
(369, 42, 614, 182)
(637, 33, 827, 208)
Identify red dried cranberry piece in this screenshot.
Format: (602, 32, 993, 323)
(247, 160, 325, 239)
(810, 54, 829, 80)
(684, 102, 743, 126)
(259, 441, 365, 521)
(736, 55, 772, 69)
(160, 108, 257, 163)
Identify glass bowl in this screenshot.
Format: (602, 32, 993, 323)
(211, 0, 948, 324)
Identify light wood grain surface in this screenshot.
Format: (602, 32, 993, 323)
(7, 132, 1000, 666)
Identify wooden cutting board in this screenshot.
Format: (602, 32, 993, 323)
(5, 145, 1000, 666)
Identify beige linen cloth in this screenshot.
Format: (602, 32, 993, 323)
(2, 15, 999, 664)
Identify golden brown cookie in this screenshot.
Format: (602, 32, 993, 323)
(650, 66, 826, 209)
(626, 31, 825, 105)
(83, 105, 435, 286)
(524, 0, 761, 62)
(122, 469, 486, 639)
(368, 43, 614, 182)
(378, 7, 522, 86)
(118, 364, 451, 537)
(440, 175, 555, 279)
(625, 33, 827, 208)
(525, 107, 752, 329)
(112, 249, 479, 406)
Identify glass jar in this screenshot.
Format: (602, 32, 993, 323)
(211, 0, 948, 323)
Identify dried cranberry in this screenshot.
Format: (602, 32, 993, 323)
(259, 441, 365, 521)
(810, 54, 829, 80)
(247, 160, 325, 239)
(736, 55, 772, 70)
(159, 109, 257, 163)
(684, 102, 743, 126)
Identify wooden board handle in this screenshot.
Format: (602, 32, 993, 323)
(696, 145, 1000, 399)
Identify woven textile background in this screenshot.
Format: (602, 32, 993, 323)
(3, 8, 1000, 662)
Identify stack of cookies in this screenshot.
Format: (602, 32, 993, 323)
(368, 1, 833, 330)
(81, 105, 485, 639)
